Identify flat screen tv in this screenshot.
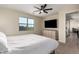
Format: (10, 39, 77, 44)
(45, 19, 57, 28)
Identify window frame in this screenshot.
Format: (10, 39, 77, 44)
(19, 16, 35, 31)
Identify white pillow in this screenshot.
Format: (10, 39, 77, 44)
(0, 32, 8, 53)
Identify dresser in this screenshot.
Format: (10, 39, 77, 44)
(43, 30, 58, 40)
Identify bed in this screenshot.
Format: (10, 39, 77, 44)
(0, 32, 58, 54)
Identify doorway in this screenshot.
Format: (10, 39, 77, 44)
(65, 11, 79, 48)
(66, 11, 79, 39)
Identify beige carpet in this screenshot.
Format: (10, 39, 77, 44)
(55, 33, 79, 54)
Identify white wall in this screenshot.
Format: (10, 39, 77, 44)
(0, 7, 43, 36)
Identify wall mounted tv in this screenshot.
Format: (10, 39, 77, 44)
(45, 19, 57, 28)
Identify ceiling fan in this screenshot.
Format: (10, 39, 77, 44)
(33, 4, 53, 14)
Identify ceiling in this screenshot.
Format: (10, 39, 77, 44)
(0, 4, 67, 18)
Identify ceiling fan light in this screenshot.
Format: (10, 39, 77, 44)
(41, 10, 43, 12)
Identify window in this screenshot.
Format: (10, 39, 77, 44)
(28, 18, 34, 30)
(19, 17, 34, 31)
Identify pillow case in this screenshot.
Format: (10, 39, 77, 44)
(0, 32, 8, 53)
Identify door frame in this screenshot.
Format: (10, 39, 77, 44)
(64, 9, 79, 42)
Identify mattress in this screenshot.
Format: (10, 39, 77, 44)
(6, 34, 58, 54)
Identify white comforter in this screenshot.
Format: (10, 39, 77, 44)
(6, 34, 58, 54)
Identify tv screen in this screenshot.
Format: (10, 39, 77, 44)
(45, 19, 57, 28)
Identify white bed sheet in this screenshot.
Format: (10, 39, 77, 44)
(6, 34, 58, 54)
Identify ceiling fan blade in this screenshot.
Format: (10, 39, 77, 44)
(43, 10, 48, 13)
(34, 6, 40, 10)
(45, 8, 53, 10)
(43, 4, 47, 8)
